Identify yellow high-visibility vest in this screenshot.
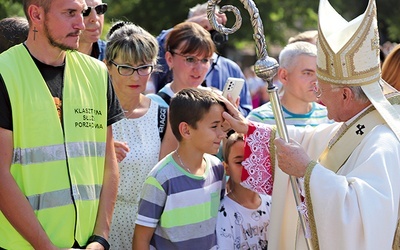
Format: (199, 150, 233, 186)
(0, 45, 108, 249)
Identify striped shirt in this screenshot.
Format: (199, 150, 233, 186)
(246, 101, 332, 127)
(136, 153, 226, 249)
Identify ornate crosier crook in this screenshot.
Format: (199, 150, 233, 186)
(207, 1, 312, 249)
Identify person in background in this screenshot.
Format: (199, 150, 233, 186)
(380, 41, 397, 60)
(78, 0, 107, 60)
(288, 30, 318, 45)
(0, 16, 29, 54)
(271, 30, 319, 103)
(104, 21, 177, 249)
(152, 2, 253, 116)
(0, 0, 124, 249)
(381, 43, 400, 91)
(244, 65, 269, 108)
(247, 41, 331, 127)
(217, 132, 271, 250)
(221, 0, 400, 248)
(133, 88, 227, 249)
(147, 21, 215, 107)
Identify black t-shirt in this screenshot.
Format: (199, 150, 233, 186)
(0, 49, 124, 130)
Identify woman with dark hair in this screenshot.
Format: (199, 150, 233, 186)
(147, 21, 216, 106)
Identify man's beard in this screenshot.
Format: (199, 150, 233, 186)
(43, 20, 79, 51)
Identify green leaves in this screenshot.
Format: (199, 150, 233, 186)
(2, 0, 399, 50)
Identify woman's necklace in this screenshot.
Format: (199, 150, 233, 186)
(175, 150, 192, 173)
(123, 102, 141, 119)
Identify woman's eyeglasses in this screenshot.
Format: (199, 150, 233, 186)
(83, 3, 108, 17)
(110, 61, 154, 76)
(170, 51, 212, 68)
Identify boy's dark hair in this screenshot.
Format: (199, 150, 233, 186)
(169, 88, 226, 141)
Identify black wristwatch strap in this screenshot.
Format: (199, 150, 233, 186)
(87, 235, 110, 250)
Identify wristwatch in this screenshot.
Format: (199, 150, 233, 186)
(87, 235, 110, 250)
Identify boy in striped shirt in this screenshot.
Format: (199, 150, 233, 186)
(133, 88, 227, 249)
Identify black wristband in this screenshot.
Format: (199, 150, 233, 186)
(87, 235, 110, 250)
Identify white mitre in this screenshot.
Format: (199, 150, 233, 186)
(316, 0, 400, 141)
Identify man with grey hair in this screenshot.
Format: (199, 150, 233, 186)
(247, 41, 331, 127)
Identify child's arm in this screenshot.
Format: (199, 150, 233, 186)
(132, 224, 156, 250)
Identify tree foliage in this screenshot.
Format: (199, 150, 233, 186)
(105, 0, 400, 46)
(105, 0, 319, 45)
(0, 0, 24, 18)
(1, 0, 399, 46)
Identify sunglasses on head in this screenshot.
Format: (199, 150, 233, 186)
(83, 3, 108, 17)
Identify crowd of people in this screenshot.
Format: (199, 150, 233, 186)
(0, 0, 399, 249)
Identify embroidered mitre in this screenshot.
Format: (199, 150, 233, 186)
(316, 0, 379, 86)
(316, 0, 400, 141)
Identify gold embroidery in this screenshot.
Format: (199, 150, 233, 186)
(304, 161, 319, 250)
(330, 93, 400, 149)
(393, 218, 400, 249)
(316, 0, 380, 86)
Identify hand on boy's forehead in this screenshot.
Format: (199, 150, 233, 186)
(221, 119, 232, 133)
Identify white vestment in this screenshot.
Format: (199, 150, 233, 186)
(242, 105, 400, 250)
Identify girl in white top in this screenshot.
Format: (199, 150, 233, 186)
(217, 133, 271, 250)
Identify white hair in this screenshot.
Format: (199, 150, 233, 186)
(278, 41, 317, 70)
(348, 86, 369, 103)
(188, 2, 220, 19)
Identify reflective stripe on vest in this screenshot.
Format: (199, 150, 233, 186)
(13, 141, 106, 165)
(13, 141, 105, 212)
(27, 184, 102, 211)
